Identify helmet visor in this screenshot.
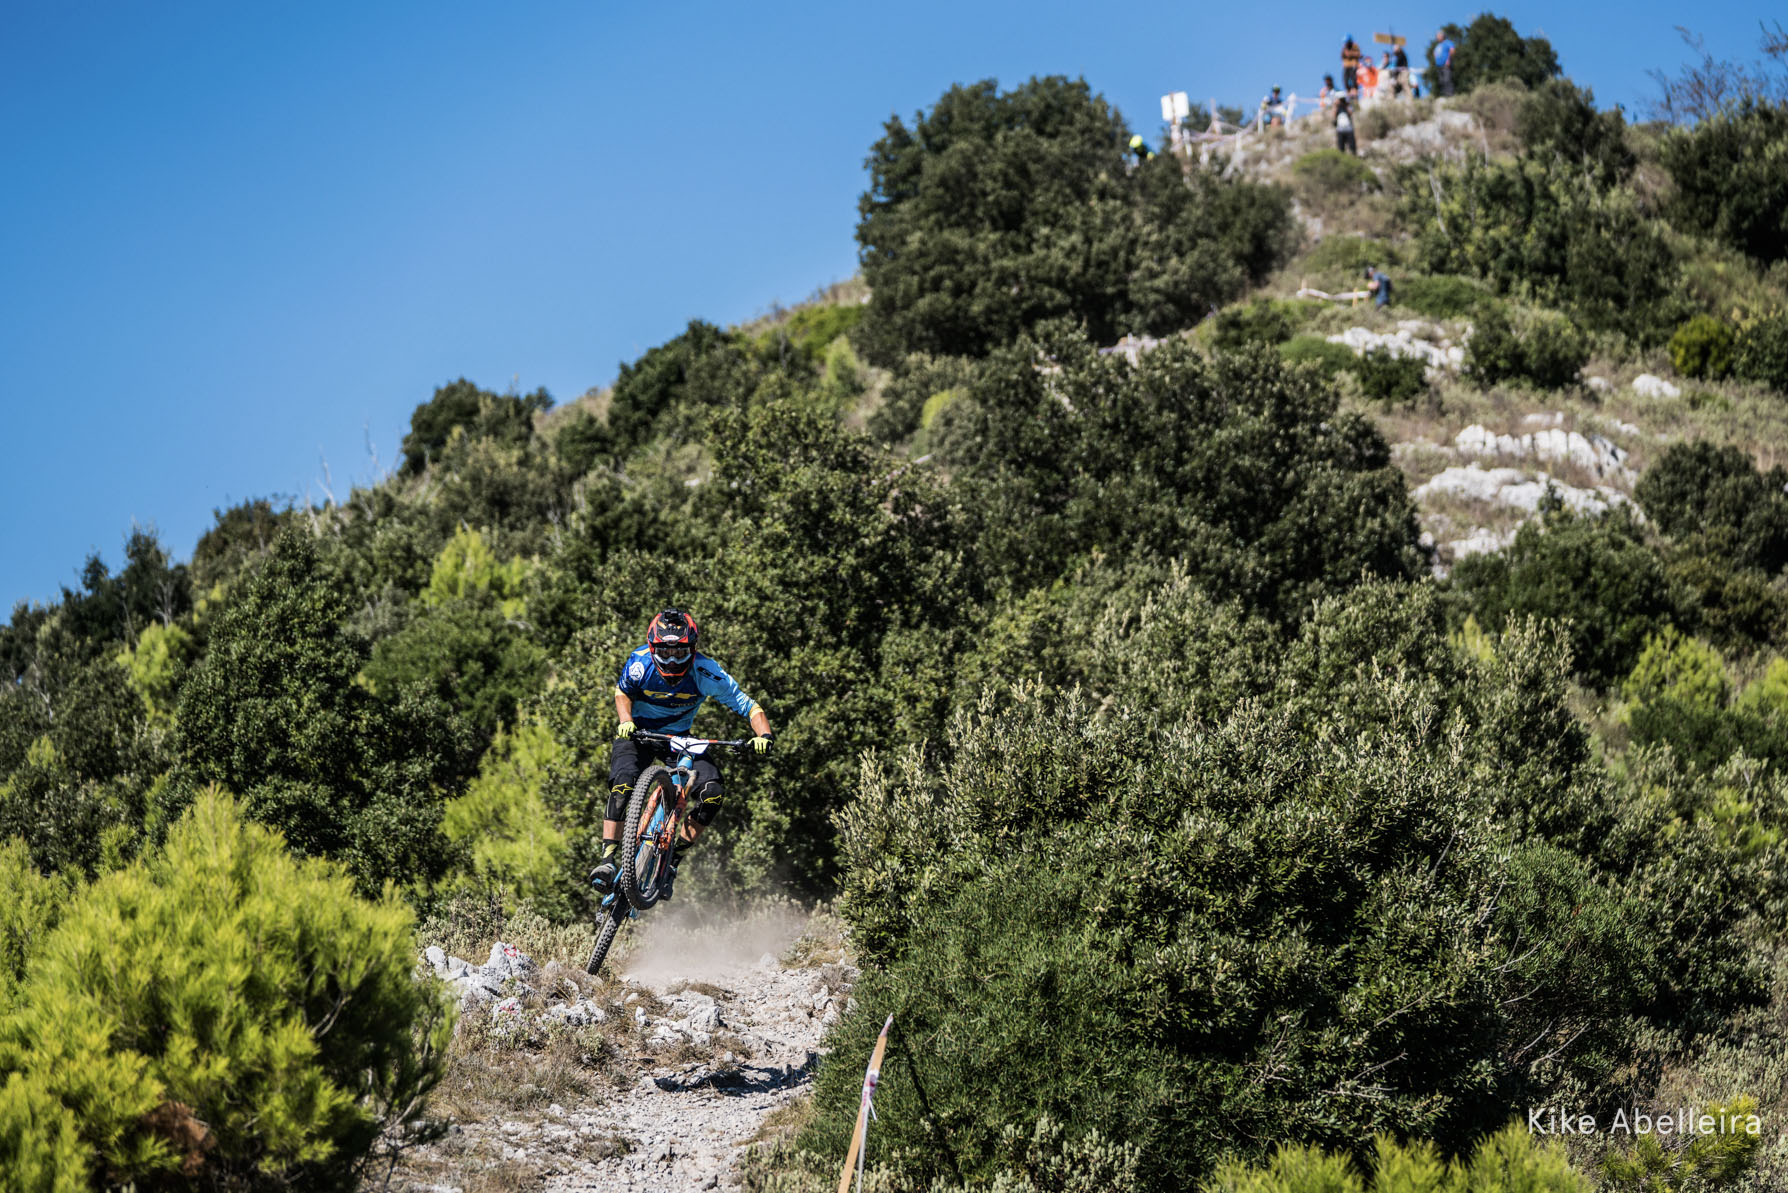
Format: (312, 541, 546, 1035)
(652, 644, 692, 670)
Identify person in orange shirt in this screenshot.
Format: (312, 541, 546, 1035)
(1359, 57, 1379, 99)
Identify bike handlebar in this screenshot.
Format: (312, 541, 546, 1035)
(631, 730, 762, 750)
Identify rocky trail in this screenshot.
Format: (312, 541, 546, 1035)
(385, 908, 855, 1193)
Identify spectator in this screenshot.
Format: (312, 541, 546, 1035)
(1359, 56, 1379, 99)
(1341, 34, 1362, 96)
(1261, 85, 1288, 126)
(1128, 134, 1154, 165)
(1365, 264, 1392, 307)
(1393, 44, 1411, 97)
(1334, 95, 1357, 154)
(1434, 29, 1456, 97)
(1319, 74, 1338, 111)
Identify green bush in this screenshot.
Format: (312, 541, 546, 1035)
(1401, 155, 1686, 342)
(1278, 334, 1357, 377)
(1635, 440, 1788, 575)
(1209, 298, 1301, 351)
(1516, 78, 1634, 186)
(1302, 235, 1398, 278)
(1289, 148, 1380, 196)
(1207, 1124, 1588, 1192)
(0, 791, 453, 1188)
(399, 379, 550, 476)
(1427, 14, 1560, 95)
(1353, 348, 1428, 402)
(1449, 510, 1676, 687)
(1670, 315, 1737, 380)
(1395, 274, 1492, 318)
(868, 352, 978, 443)
(1735, 310, 1788, 391)
(1661, 100, 1788, 267)
(854, 76, 1295, 363)
(941, 329, 1425, 617)
(818, 692, 1665, 1191)
(1465, 307, 1588, 389)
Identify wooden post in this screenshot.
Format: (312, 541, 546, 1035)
(837, 1015, 894, 1193)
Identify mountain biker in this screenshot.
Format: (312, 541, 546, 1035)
(588, 608, 772, 900)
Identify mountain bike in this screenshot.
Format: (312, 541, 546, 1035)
(586, 732, 760, 975)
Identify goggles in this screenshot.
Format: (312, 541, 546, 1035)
(652, 644, 692, 667)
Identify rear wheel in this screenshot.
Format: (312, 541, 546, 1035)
(586, 896, 627, 975)
(620, 765, 677, 910)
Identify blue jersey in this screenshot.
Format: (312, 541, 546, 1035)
(615, 646, 758, 734)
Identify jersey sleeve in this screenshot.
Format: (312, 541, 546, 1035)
(616, 649, 648, 697)
(692, 657, 758, 720)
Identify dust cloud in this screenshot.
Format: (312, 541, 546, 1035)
(613, 899, 812, 987)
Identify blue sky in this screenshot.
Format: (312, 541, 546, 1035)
(0, 1, 1773, 613)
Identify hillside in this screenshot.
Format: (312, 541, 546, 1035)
(3, 16, 1788, 1193)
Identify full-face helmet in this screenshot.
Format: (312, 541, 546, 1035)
(647, 608, 699, 678)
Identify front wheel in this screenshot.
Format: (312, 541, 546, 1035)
(586, 896, 627, 975)
(620, 764, 678, 910)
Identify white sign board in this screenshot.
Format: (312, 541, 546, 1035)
(1159, 91, 1191, 122)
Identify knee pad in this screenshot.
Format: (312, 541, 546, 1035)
(605, 782, 631, 823)
(692, 780, 724, 826)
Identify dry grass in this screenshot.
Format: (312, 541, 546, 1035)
(780, 906, 848, 969)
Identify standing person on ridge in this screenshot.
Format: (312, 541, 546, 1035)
(1433, 29, 1456, 97)
(1334, 95, 1357, 155)
(589, 608, 773, 902)
(1393, 44, 1411, 97)
(1341, 34, 1363, 97)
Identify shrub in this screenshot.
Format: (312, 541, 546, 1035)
(819, 694, 1665, 1190)
(0, 791, 453, 1188)
(868, 352, 979, 443)
(1278, 334, 1357, 378)
(1353, 348, 1428, 402)
(1670, 315, 1737, 379)
(1635, 441, 1788, 575)
(1465, 307, 1588, 389)
(400, 379, 550, 476)
(854, 77, 1295, 363)
(1209, 298, 1300, 351)
(1303, 235, 1398, 278)
(1402, 156, 1686, 342)
(1660, 100, 1788, 267)
(1207, 1124, 1588, 1192)
(1427, 14, 1560, 95)
(1516, 78, 1635, 185)
(1289, 148, 1379, 197)
(1395, 274, 1492, 318)
(1449, 509, 1676, 686)
(1735, 310, 1788, 391)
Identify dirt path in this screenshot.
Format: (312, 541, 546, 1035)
(385, 907, 853, 1193)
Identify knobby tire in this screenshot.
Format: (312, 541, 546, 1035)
(620, 764, 677, 910)
(586, 896, 627, 975)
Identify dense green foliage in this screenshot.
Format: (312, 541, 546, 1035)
(1464, 306, 1589, 389)
(1426, 15, 1559, 95)
(1661, 100, 1788, 268)
(1450, 510, 1675, 686)
(1402, 155, 1685, 343)
(0, 792, 450, 1188)
(1671, 315, 1738, 380)
(854, 76, 1294, 363)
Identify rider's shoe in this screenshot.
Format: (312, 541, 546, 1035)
(589, 858, 618, 893)
(660, 861, 679, 902)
